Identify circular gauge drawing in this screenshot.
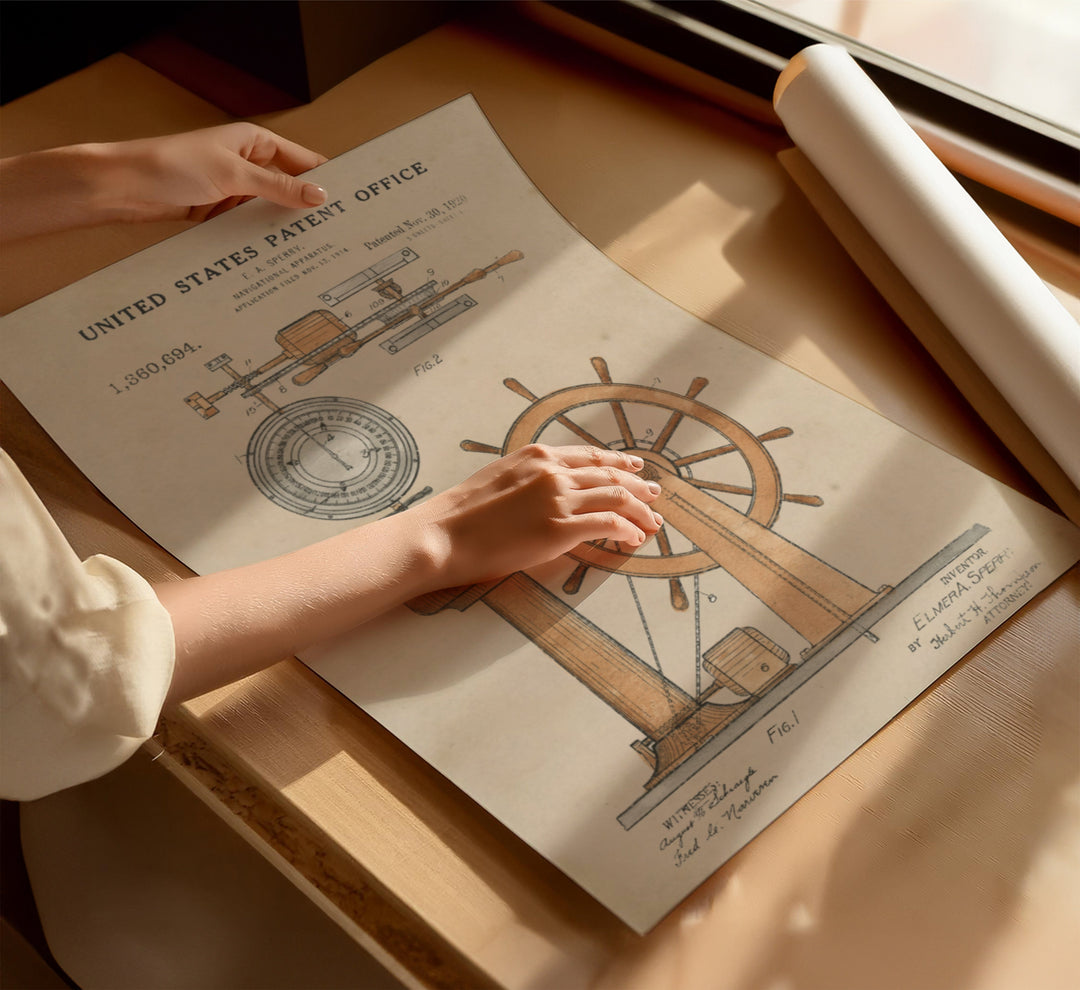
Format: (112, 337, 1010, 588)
(247, 396, 419, 519)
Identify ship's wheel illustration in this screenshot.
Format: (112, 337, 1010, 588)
(464, 356, 826, 607)
(409, 357, 987, 827)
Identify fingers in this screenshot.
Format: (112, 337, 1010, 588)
(231, 157, 327, 211)
(566, 485, 664, 546)
(524, 444, 665, 547)
(510, 443, 662, 505)
(237, 124, 328, 209)
(242, 124, 328, 175)
(541, 446, 660, 504)
(565, 464, 660, 502)
(551, 444, 646, 474)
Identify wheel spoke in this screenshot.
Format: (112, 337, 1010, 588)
(674, 427, 794, 467)
(655, 526, 689, 610)
(591, 357, 636, 449)
(563, 559, 591, 595)
(557, 417, 608, 447)
(688, 477, 823, 507)
(782, 492, 824, 506)
(460, 439, 502, 454)
(503, 377, 539, 402)
(667, 578, 689, 611)
(505, 377, 608, 447)
(688, 478, 755, 497)
(651, 377, 708, 453)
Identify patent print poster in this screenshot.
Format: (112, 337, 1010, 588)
(2, 97, 1078, 932)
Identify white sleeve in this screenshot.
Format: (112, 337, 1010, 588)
(0, 449, 176, 800)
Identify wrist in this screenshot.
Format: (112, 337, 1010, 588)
(68, 142, 144, 224)
(385, 503, 457, 597)
(38, 141, 170, 226)
(314, 508, 454, 621)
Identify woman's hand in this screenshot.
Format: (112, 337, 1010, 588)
(98, 122, 329, 222)
(0, 123, 328, 240)
(413, 444, 664, 589)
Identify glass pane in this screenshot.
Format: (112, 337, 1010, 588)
(757, 0, 1080, 136)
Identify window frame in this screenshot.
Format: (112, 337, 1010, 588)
(542, 0, 1079, 183)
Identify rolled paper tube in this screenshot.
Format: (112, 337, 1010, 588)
(773, 45, 1080, 491)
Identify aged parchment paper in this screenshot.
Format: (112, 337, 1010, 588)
(3, 97, 1077, 931)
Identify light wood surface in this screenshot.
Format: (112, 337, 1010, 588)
(3, 9, 1077, 989)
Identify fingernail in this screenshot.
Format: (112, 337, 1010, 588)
(627, 454, 644, 469)
(302, 183, 327, 206)
(647, 481, 661, 496)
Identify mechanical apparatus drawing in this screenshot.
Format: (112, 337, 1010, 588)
(182, 247, 521, 518)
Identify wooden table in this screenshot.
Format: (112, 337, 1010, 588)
(3, 8, 1077, 989)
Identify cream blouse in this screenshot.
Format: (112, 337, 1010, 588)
(0, 448, 175, 800)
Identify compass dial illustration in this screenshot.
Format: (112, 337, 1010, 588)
(247, 396, 419, 519)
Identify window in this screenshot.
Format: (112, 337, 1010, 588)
(542, 0, 1079, 185)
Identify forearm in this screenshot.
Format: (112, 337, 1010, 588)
(0, 144, 129, 240)
(156, 511, 442, 705)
